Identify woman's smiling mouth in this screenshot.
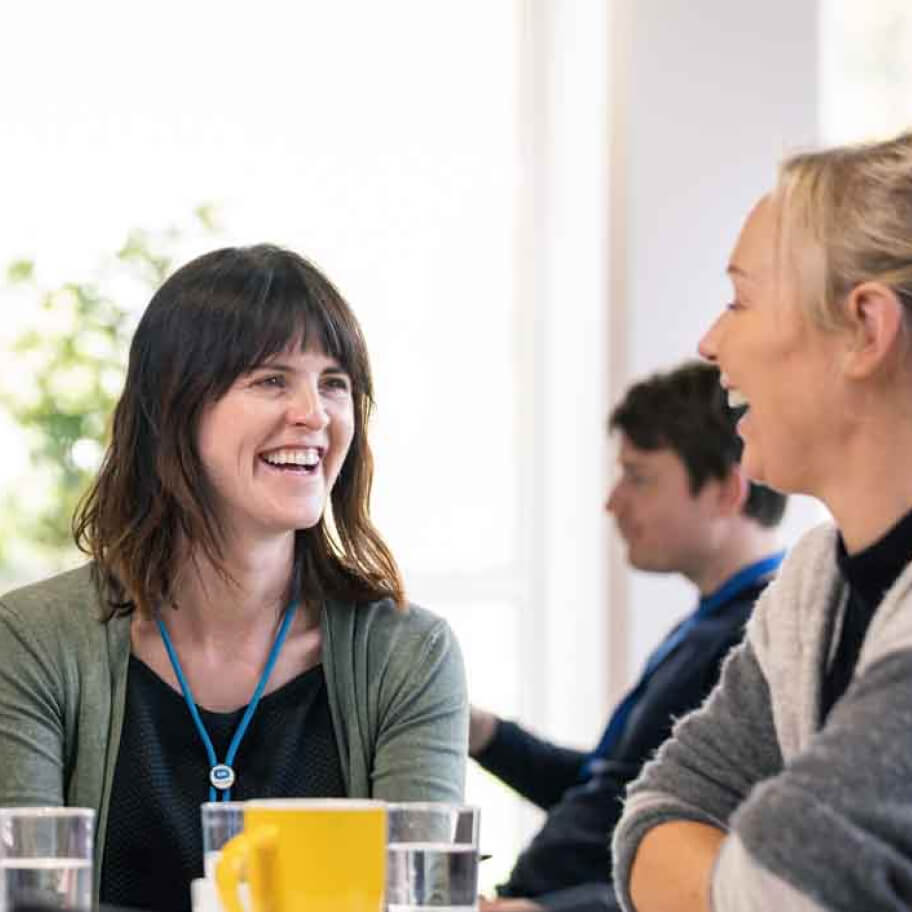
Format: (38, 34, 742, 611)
(260, 446, 324, 473)
(727, 389, 749, 409)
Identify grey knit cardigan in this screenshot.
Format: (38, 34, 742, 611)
(0, 564, 468, 902)
(613, 522, 912, 912)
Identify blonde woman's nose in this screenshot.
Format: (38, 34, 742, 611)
(698, 312, 724, 362)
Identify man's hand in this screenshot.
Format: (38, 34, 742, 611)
(469, 705, 499, 757)
(480, 898, 543, 912)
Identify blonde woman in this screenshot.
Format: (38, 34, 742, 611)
(612, 134, 912, 911)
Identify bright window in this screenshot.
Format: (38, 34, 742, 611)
(820, 0, 912, 143)
(0, 0, 613, 889)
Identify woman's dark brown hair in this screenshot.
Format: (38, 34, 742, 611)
(74, 244, 404, 618)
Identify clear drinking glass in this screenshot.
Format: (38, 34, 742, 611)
(0, 807, 94, 912)
(386, 804, 480, 912)
(200, 802, 245, 882)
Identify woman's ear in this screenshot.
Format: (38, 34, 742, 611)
(841, 282, 905, 379)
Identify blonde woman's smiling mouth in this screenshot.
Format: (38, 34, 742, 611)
(719, 374, 749, 410)
(727, 389, 749, 409)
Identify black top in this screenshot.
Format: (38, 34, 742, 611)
(477, 570, 775, 912)
(100, 656, 345, 912)
(821, 506, 912, 721)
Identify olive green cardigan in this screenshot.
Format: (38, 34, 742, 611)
(0, 564, 468, 901)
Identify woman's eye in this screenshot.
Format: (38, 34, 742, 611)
(255, 374, 286, 389)
(322, 375, 351, 393)
(726, 299, 743, 312)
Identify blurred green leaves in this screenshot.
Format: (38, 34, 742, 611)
(0, 209, 219, 584)
(7, 260, 35, 283)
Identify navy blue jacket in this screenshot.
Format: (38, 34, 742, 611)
(475, 574, 773, 912)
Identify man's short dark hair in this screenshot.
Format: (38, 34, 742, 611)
(609, 361, 786, 527)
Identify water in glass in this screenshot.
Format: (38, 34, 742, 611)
(1, 856, 92, 911)
(386, 842, 478, 912)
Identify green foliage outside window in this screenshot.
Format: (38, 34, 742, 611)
(0, 207, 219, 587)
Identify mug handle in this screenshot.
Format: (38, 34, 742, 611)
(216, 825, 279, 912)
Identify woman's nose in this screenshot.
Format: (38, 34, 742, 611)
(698, 313, 724, 362)
(288, 384, 329, 429)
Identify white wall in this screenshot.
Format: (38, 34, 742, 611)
(0, 0, 832, 881)
(517, 0, 612, 750)
(611, 0, 825, 688)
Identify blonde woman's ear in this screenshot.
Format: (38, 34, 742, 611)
(840, 282, 905, 379)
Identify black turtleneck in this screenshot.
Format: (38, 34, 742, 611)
(822, 507, 912, 721)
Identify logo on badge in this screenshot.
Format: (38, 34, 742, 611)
(210, 764, 236, 790)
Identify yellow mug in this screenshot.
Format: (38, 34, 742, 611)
(215, 799, 387, 912)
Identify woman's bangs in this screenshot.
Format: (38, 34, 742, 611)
(210, 267, 365, 394)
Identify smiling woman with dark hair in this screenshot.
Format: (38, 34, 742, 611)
(0, 245, 468, 912)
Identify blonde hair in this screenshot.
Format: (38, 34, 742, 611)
(774, 131, 912, 331)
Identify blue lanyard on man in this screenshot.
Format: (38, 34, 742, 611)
(581, 551, 785, 778)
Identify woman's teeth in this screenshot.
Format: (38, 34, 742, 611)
(728, 390, 749, 409)
(262, 447, 321, 468)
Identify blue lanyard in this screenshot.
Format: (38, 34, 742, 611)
(697, 551, 785, 617)
(155, 598, 298, 802)
(583, 551, 785, 776)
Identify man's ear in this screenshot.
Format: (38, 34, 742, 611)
(841, 282, 905, 379)
(717, 464, 749, 517)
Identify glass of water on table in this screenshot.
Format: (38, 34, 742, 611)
(386, 804, 480, 912)
(0, 807, 94, 911)
(193, 801, 245, 912)
(200, 801, 244, 882)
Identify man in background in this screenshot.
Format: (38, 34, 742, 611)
(472, 361, 787, 912)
